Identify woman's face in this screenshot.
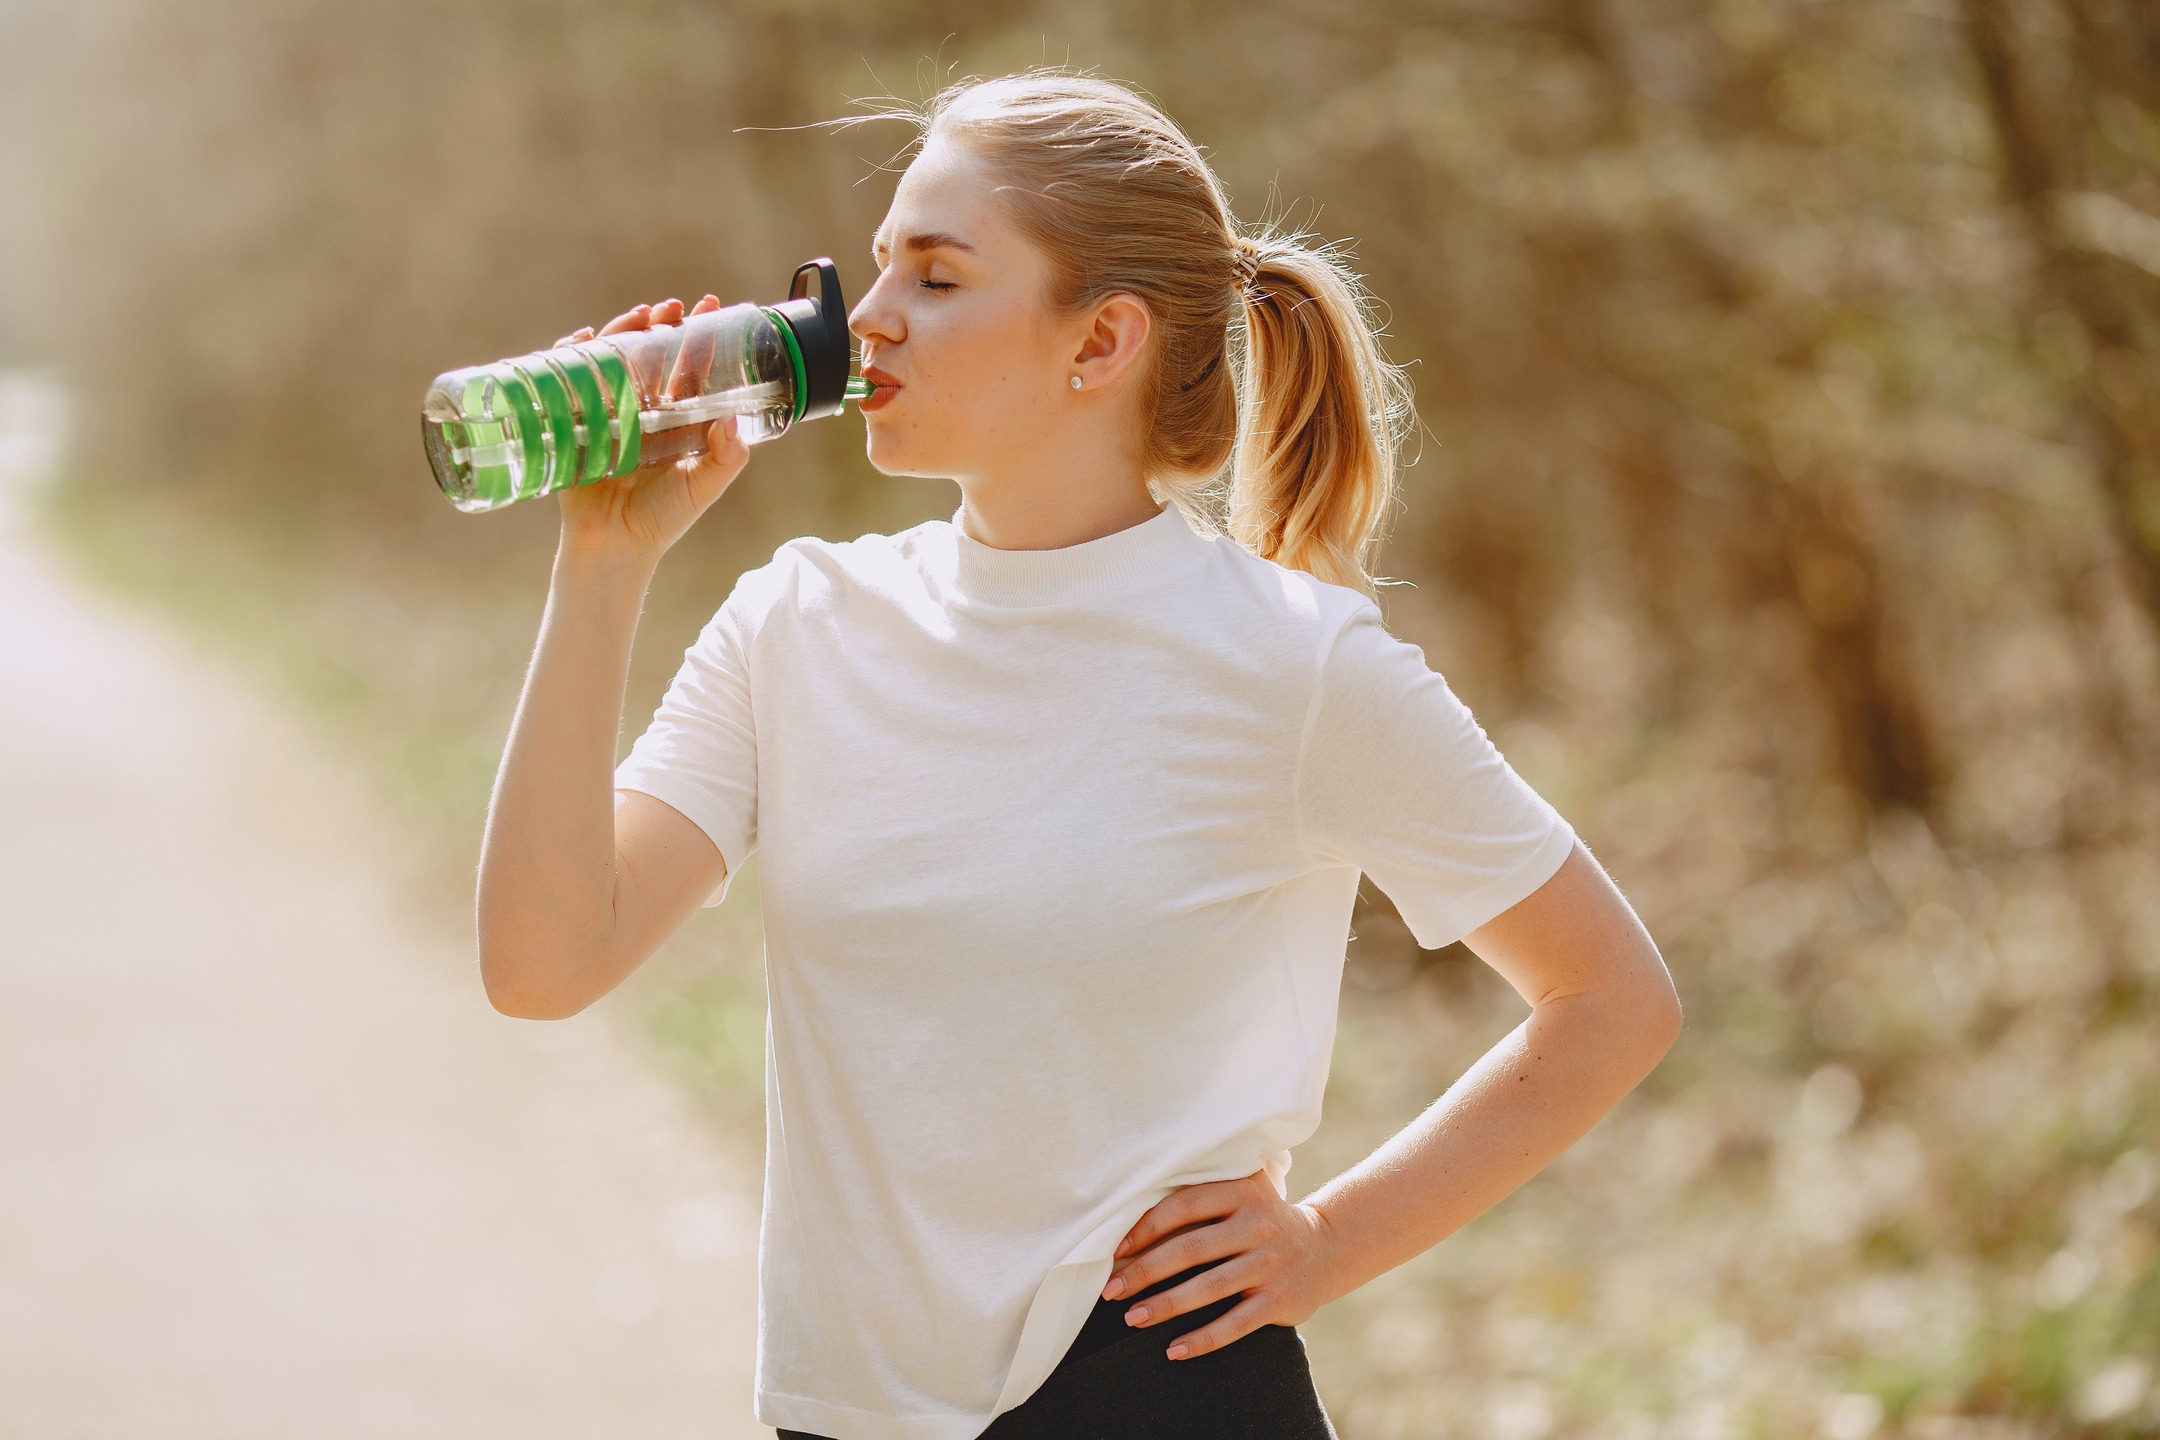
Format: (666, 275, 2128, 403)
(848, 137, 1082, 482)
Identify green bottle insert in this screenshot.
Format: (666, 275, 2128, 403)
(423, 259, 860, 513)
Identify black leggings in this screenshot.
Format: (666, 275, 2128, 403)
(778, 1257, 1338, 1439)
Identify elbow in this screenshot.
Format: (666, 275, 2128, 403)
(1576, 942, 1682, 1071)
(476, 897, 604, 1020)
(478, 946, 590, 1022)
(1652, 984, 1685, 1057)
(1637, 966, 1685, 1063)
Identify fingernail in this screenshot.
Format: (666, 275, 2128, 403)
(1102, 1276, 1125, 1300)
(1167, 1344, 1189, 1360)
(1126, 1306, 1149, 1326)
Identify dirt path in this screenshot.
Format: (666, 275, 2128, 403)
(0, 375, 771, 1439)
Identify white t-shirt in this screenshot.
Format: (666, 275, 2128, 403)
(613, 502, 1575, 1440)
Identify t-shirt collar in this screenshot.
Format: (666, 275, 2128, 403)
(942, 501, 1209, 607)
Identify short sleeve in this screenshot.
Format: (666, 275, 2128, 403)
(1297, 605, 1576, 949)
(613, 560, 780, 909)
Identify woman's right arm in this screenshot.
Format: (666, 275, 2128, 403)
(475, 295, 751, 1020)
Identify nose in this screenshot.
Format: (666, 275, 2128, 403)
(849, 268, 904, 348)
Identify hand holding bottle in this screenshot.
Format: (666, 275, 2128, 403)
(550, 295, 751, 562)
(422, 258, 857, 525)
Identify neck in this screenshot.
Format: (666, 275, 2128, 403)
(956, 479, 1162, 552)
(951, 413, 1162, 552)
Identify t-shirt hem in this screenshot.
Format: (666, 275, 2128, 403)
(757, 1388, 990, 1440)
(1406, 817, 1578, 950)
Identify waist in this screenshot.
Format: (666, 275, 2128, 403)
(1054, 1256, 1244, 1372)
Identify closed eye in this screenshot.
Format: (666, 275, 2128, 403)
(918, 279, 957, 292)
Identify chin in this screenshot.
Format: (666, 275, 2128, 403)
(861, 434, 909, 477)
(862, 427, 950, 480)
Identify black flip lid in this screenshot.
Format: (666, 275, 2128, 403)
(770, 258, 851, 422)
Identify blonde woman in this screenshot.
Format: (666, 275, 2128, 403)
(477, 70, 1682, 1440)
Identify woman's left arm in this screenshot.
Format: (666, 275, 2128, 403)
(1104, 838, 1682, 1359)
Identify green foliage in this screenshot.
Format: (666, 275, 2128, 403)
(12, 0, 2160, 1433)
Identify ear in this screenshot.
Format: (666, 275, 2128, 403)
(1069, 293, 1153, 391)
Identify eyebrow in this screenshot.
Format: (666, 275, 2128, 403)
(871, 229, 979, 259)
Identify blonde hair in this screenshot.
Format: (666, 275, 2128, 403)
(856, 70, 1413, 595)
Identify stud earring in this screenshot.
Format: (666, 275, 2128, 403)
(1070, 375, 1083, 390)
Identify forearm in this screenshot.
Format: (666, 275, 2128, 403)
(476, 541, 658, 1015)
(1302, 986, 1678, 1302)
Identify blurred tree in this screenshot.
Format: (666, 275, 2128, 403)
(1964, 0, 2160, 625)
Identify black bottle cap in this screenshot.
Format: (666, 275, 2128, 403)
(770, 258, 851, 422)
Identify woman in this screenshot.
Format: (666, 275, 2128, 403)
(477, 70, 1682, 1440)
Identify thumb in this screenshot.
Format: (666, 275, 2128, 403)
(682, 415, 747, 504)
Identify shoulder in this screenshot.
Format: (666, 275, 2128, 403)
(768, 515, 946, 595)
(1187, 524, 1380, 659)
(772, 518, 947, 578)
(723, 518, 949, 624)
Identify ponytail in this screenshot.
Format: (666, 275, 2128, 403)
(1230, 236, 1409, 595)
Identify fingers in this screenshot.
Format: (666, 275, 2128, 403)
(554, 324, 596, 348)
(1104, 1214, 1250, 1302)
(664, 295, 720, 402)
(640, 299, 690, 399)
(1114, 1174, 1258, 1259)
(582, 293, 702, 345)
(597, 303, 653, 337)
(1117, 1252, 1257, 1330)
(1162, 1292, 1276, 1362)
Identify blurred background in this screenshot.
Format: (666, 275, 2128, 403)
(3, 1, 2157, 1436)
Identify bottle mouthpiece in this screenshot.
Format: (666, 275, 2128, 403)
(764, 258, 853, 423)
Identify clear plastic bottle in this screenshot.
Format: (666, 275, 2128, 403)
(422, 259, 867, 512)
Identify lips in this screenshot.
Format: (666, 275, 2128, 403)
(859, 363, 902, 414)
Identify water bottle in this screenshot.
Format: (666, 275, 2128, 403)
(422, 258, 870, 512)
